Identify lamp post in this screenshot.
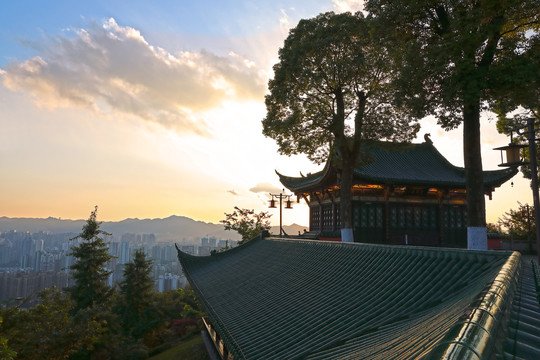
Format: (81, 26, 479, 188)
(269, 190, 293, 237)
(522, 204, 533, 254)
(495, 117, 540, 263)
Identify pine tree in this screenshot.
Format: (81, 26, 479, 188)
(68, 206, 113, 312)
(117, 249, 157, 339)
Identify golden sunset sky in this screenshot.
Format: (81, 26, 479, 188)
(0, 0, 532, 226)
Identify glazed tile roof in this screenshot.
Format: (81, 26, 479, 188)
(503, 259, 540, 359)
(277, 140, 517, 192)
(177, 237, 539, 359)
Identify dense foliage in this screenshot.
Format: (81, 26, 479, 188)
(496, 118, 540, 185)
(262, 12, 420, 240)
(0, 286, 205, 360)
(499, 202, 536, 240)
(488, 203, 537, 254)
(489, 4, 540, 185)
(221, 207, 271, 243)
(0, 317, 16, 360)
(116, 249, 158, 340)
(0, 209, 205, 359)
(365, 0, 540, 236)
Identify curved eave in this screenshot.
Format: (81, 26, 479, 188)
(483, 166, 519, 188)
(277, 141, 518, 192)
(276, 158, 336, 193)
(352, 141, 515, 189)
(353, 165, 518, 188)
(175, 238, 263, 358)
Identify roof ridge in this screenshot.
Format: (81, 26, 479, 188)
(175, 233, 264, 261)
(268, 237, 513, 259)
(278, 139, 516, 190)
(425, 252, 522, 359)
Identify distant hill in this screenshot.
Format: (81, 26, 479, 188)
(270, 223, 309, 236)
(0, 216, 86, 234)
(0, 215, 239, 241)
(0, 216, 308, 242)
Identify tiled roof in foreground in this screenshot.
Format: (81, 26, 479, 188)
(177, 238, 540, 359)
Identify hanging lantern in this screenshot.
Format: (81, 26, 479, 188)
(269, 199, 276, 208)
(285, 199, 293, 209)
(494, 143, 528, 167)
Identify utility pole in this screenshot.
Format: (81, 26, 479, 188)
(269, 191, 293, 237)
(496, 117, 540, 263)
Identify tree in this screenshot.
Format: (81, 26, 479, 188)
(496, 117, 540, 181)
(498, 202, 536, 253)
(68, 206, 113, 312)
(262, 12, 420, 242)
(486, 222, 504, 236)
(366, 0, 540, 248)
(0, 287, 108, 360)
(0, 317, 16, 360)
(494, 34, 540, 181)
(221, 207, 272, 243)
(143, 287, 205, 349)
(116, 249, 158, 339)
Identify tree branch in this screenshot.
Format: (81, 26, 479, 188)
(500, 20, 540, 37)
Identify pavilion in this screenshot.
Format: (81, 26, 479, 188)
(277, 136, 517, 246)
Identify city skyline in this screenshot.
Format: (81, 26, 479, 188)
(0, 0, 532, 227)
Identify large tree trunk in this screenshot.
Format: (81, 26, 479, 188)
(333, 89, 365, 243)
(332, 89, 355, 242)
(461, 17, 503, 250)
(340, 150, 354, 242)
(463, 98, 487, 249)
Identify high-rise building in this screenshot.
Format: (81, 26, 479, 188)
(120, 241, 130, 264)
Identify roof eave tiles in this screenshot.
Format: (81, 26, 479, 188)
(278, 141, 517, 192)
(177, 237, 528, 359)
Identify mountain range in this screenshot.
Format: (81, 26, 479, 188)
(0, 216, 308, 242)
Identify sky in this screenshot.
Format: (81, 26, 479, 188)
(0, 0, 533, 227)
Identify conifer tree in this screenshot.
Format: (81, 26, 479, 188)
(117, 249, 157, 339)
(68, 206, 113, 312)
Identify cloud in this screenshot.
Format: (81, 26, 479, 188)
(2, 18, 267, 135)
(279, 9, 291, 31)
(332, 0, 365, 13)
(249, 182, 282, 194)
(227, 189, 239, 196)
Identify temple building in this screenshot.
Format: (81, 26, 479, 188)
(277, 136, 517, 247)
(175, 137, 539, 359)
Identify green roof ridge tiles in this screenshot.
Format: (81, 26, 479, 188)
(176, 237, 526, 359)
(424, 252, 521, 359)
(532, 261, 540, 306)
